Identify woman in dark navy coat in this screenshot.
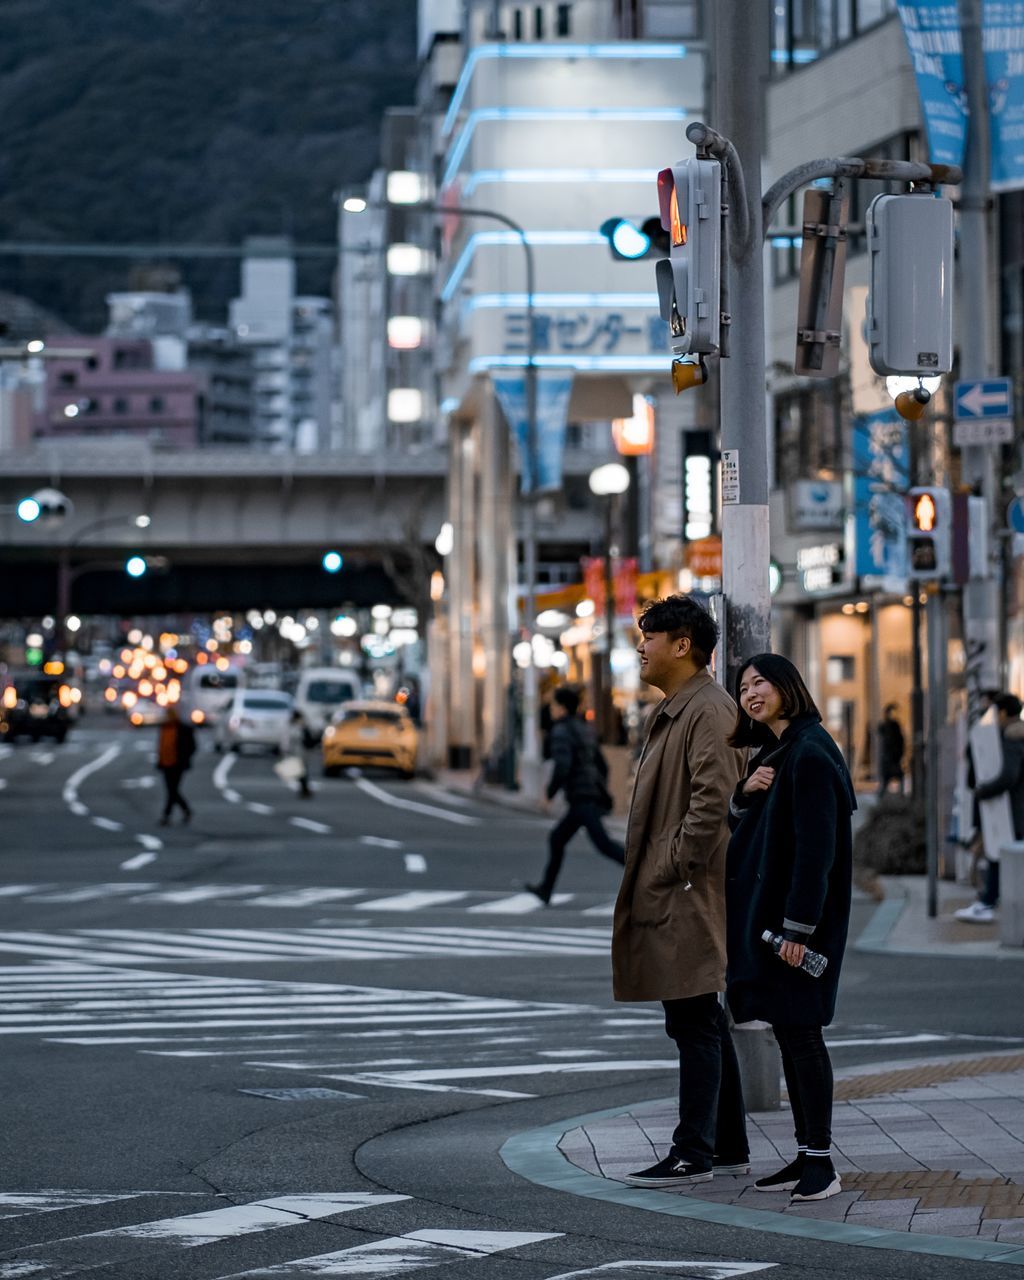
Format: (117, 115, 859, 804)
(725, 654, 856, 1204)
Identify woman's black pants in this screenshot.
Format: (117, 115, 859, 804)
(772, 1024, 834, 1152)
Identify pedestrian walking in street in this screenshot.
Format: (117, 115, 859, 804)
(156, 705, 196, 826)
(527, 687, 623, 904)
(278, 709, 313, 799)
(956, 692, 1024, 923)
(612, 595, 749, 1188)
(726, 654, 856, 1203)
(876, 703, 905, 795)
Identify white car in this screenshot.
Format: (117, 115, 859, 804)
(215, 690, 293, 754)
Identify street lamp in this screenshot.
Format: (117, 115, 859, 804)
(589, 463, 631, 743)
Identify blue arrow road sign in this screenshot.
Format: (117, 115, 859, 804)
(955, 378, 1012, 420)
(1008, 497, 1024, 535)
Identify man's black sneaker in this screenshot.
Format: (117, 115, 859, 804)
(754, 1154, 804, 1192)
(525, 883, 551, 905)
(713, 1155, 751, 1175)
(790, 1158, 841, 1202)
(623, 1156, 712, 1187)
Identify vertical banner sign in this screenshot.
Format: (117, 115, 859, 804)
(983, 0, 1024, 192)
(853, 410, 911, 579)
(492, 372, 574, 494)
(896, 2, 968, 168)
(582, 556, 606, 613)
(613, 557, 638, 619)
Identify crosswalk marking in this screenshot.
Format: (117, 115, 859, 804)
(290, 816, 332, 834)
(0, 926, 610, 966)
(356, 892, 468, 912)
(0, 881, 620, 916)
(0, 1191, 157, 1219)
(215, 1228, 561, 1279)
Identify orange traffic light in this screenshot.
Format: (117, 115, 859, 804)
(913, 492, 937, 532)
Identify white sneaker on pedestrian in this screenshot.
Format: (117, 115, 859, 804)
(954, 901, 995, 923)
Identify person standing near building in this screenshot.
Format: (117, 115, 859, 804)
(956, 692, 1024, 923)
(613, 596, 749, 1187)
(527, 687, 623, 904)
(726, 654, 855, 1203)
(156, 705, 196, 826)
(876, 703, 905, 795)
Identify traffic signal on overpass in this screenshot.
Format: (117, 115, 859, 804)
(866, 192, 954, 377)
(599, 216, 669, 261)
(655, 157, 722, 357)
(906, 486, 951, 581)
(125, 555, 147, 578)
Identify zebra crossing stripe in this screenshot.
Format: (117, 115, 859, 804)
(356, 892, 468, 911)
(215, 1228, 561, 1278)
(468, 893, 571, 914)
(0, 1190, 165, 1219)
(27, 884, 158, 903)
(248, 889, 365, 907)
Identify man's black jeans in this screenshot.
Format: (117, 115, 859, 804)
(772, 1024, 834, 1151)
(662, 993, 748, 1169)
(534, 801, 624, 898)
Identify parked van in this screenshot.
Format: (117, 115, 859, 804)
(294, 667, 361, 744)
(184, 664, 241, 727)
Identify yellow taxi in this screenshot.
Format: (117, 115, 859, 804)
(321, 700, 418, 778)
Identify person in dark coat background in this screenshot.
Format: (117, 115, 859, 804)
(156, 705, 196, 826)
(527, 686, 623, 904)
(876, 703, 905, 795)
(726, 654, 855, 1204)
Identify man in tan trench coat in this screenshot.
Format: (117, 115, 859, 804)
(613, 595, 749, 1187)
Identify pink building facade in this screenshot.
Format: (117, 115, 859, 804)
(34, 337, 201, 447)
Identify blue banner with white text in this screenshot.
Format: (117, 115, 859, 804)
(492, 372, 574, 494)
(853, 410, 910, 581)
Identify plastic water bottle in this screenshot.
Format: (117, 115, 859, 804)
(762, 930, 828, 977)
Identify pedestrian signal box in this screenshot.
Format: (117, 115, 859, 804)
(655, 158, 722, 356)
(906, 486, 951, 580)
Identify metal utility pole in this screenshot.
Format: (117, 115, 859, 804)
(958, 0, 1001, 701)
(711, 0, 772, 684)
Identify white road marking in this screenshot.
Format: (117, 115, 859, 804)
(91, 816, 124, 832)
(136, 833, 163, 851)
(0, 1190, 206, 1220)
(0, 925, 612, 965)
(404, 854, 427, 874)
(581, 901, 617, 916)
(223, 788, 242, 804)
(335, 1059, 676, 1084)
(356, 892, 468, 912)
(62, 743, 121, 814)
(249, 889, 363, 907)
(0, 779, 7, 791)
(121, 852, 157, 871)
(212, 752, 236, 791)
(69, 800, 88, 815)
(469, 893, 571, 915)
(29, 751, 55, 766)
(360, 836, 402, 848)
(290, 817, 332, 834)
(247, 802, 274, 815)
(0, 744, 13, 760)
(130, 886, 267, 904)
(27, 884, 157, 903)
(825, 1033, 950, 1048)
(549, 1264, 776, 1279)
(121, 775, 157, 789)
(353, 776, 480, 826)
(216, 1228, 561, 1278)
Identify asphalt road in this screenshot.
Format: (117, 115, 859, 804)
(2, 720, 1022, 1279)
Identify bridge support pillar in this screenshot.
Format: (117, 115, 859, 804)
(447, 421, 477, 771)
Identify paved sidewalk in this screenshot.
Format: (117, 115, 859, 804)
(560, 1054, 1024, 1240)
(858, 875, 1024, 959)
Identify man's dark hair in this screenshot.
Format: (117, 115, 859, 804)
(553, 686, 580, 716)
(636, 595, 718, 667)
(727, 652, 821, 748)
(995, 693, 1023, 719)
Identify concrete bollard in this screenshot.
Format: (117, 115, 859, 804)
(731, 1020, 781, 1111)
(999, 841, 1024, 949)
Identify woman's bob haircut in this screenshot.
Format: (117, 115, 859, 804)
(727, 652, 820, 748)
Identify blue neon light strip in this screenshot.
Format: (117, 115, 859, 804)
(441, 231, 608, 303)
(443, 107, 689, 190)
(463, 168, 658, 196)
(466, 292, 659, 310)
(469, 354, 671, 373)
(442, 42, 690, 140)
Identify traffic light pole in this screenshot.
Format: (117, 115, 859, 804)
(958, 0, 1001, 704)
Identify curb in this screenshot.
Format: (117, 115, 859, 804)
(499, 1100, 1024, 1266)
(854, 881, 1024, 961)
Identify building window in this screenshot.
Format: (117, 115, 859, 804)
(113, 397, 129, 414)
(772, 0, 899, 74)
(149, 396, 165, 414)
(533, 5, 544, 37)
(58, 371, 77, 387)
(773, 385, 842, 488)
(513, 7, 523, 39)
(556, 3, 571, 35)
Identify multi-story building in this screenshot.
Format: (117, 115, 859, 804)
(229, 238, 335, 452)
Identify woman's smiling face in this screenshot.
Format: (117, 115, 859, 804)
(738, 665, 786, 729)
